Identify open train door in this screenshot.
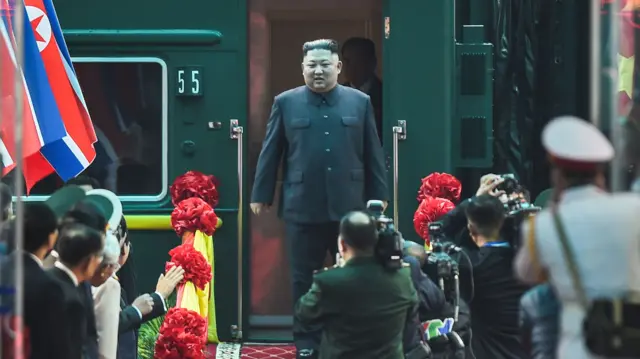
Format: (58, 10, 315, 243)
(382, 0, 456, 242)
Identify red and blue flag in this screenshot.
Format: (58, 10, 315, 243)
(1, 0, 96, 192)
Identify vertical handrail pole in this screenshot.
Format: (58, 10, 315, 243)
(229, 119, 244, 340)
(12, 1, 26, 358)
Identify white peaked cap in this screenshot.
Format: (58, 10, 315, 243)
(542, 116, 614, 169)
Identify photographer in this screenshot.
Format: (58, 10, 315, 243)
(294, 211, 418, 359)
(459, 195, 529, 359)
(441, 174, 533, 251)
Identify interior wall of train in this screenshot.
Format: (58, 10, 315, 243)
(6, 0, 592, 342)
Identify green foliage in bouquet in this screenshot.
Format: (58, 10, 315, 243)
(137, 294, 177, 359)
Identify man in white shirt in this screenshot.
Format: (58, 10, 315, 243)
(515, 116, 640, 358)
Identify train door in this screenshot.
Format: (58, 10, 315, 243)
(382, 0, 456, 241)
(247, 0, 384, 340)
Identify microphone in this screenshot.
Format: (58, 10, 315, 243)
(443, 242, 462, 254)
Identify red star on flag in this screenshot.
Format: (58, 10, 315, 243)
(30, 14, 45, 43)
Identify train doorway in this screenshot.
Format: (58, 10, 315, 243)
(246, 0, 384, 341)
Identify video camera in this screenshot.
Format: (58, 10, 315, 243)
(366, 200, 403, 271)
(496, 174, 541, 249)
(497, 174, 541, 217)
(425, 222, 462, 322)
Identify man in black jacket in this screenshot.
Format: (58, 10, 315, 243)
(48, 223, 105, 359)
(1, 203, 67, 359)
(458, 195, 529, 359)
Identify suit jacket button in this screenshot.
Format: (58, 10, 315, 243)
(327, 167, 332, 171)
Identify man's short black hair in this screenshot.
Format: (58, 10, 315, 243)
(342, 37, 377, 60)
(56, 223, 103, 267)
(60, 201, 108, 233)
(339, 211, 378, 251)
(0, 183, 12, 221)
(302, 39, 339, 56)
(65, 175, 100, 189)
(465, 195, 506, 238)
(560, 168, 600, 188)
(24, 202, 58, 253)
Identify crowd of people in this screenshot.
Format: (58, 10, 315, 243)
(0, 178, 184, 359)
(249, 37, 640, 359)
(2, 35, 640, 359)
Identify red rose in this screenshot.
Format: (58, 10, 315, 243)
(165, 244, 212, 290)
(417, 172, 462, 203)
(155, 308, 208, 359)
(170, 171, 220, 208)
(413, 197, 455, 246)
(171, 197, 218, 237)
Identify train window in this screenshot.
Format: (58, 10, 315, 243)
(4, 58, 168, 201)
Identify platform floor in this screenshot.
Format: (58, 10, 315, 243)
(209, 343, 296, 359)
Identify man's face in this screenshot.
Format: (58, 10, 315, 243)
(302, 49, 342, 92)
(341, 46, 371, 86)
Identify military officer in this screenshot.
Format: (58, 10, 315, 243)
(295, 211, 418, 359)
(251, 39, 388, 357)
(514, 116, 640, 359)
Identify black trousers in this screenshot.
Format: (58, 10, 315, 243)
(286, 221, 339, 350)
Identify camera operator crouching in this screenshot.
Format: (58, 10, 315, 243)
(294, 208, 420, 359)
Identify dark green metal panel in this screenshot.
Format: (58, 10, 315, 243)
(383, 0, 455, 243)
(453, 25, 494, 168)
(57, 0, 249, 341)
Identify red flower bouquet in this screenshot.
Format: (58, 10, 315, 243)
(170, 171, 220, 208)
(417, 172, 462, 203)
(165, 244, 212, 291)
(413, 196, 455, 246)
(171, 197, 218, 237)
(155, 308, 207, 359)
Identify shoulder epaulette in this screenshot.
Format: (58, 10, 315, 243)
(313, 264, 340, 274)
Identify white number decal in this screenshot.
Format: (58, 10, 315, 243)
(191, 70, 200, 94)
(177, 70, 185, 94)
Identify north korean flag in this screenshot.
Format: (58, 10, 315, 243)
(21, 0, 97, 182)
(0, 2, 51, 185)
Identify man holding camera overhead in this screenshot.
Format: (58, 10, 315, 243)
(250, 39, 388, 358)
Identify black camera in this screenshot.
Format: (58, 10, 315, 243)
(497, 174, 541, 217)
(366, 200, 403, 271)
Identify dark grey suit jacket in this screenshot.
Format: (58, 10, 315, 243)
(251, 85, 388, 223)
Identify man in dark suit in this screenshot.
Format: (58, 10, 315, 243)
(341, 37, 383, 142)
(251, 38, 388, 357)
(48, 223, 105, 359)
(59, 198, 113, 359)
(295, 211, 417, 359)
(0, 202, 69, 359)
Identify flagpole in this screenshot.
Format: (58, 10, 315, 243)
(12, 0, 26, 357)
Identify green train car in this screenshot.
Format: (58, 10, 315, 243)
(23, 0, 623, 343)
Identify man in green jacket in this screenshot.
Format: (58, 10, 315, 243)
(295, 211, 418, 359)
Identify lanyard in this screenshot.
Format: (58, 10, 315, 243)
(483, 241, 510, 248)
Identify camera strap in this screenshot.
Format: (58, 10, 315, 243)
(551, 206, 589, 308)
(526, 216, 547, 283)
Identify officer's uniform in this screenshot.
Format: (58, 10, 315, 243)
(251, 84, 388, 350)
(515, 116, 640, 359)
(294, 257, 418, 359)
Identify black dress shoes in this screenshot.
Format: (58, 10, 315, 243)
(297, 348, 318, 359)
